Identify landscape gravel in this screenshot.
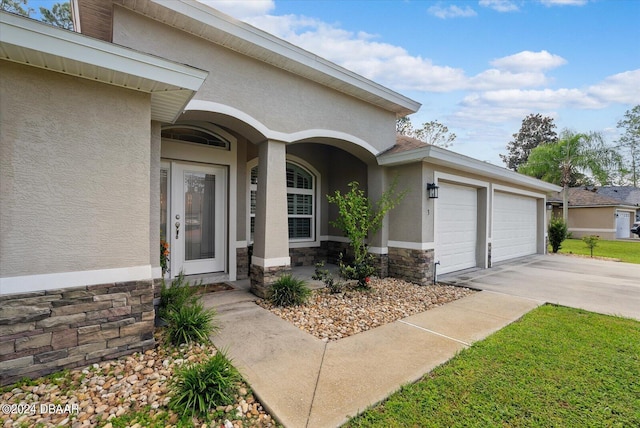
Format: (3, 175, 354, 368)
(0, 331, 276, 428)
(1, 278, 474, 427)
(257, 277, 476, 341)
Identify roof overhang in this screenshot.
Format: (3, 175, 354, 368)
(115, 0, 420, 117)
(567, 204, 639, 210)
(0, 11, 208, 123)
(378, 144, 563, 193)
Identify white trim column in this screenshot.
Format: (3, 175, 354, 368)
(250, 139, 291, 297)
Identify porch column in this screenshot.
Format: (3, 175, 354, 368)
(250, 139, 291, 297)
(367, 165, 389, 277)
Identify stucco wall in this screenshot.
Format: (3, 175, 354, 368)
(111, 7, 397, 152)
(387, 163, 427, 243)
(149, 122, 162, 272)
(0, 62, 151, 278)
(566, 206, 616, 239)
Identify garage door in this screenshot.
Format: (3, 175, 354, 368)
(436, 182, 477, 274)
(616, 211, 631, 238)
(493, 192, 537, 263)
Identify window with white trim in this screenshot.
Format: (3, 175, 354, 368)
(249, 161, 315, 242)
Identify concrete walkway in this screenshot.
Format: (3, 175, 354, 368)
(202, 281, 540, 427)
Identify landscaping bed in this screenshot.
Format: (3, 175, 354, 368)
(257, 277, 476, 341)
(0, 330, 276, 428)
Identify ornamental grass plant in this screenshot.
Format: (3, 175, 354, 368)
(169, 350, 241, 418)
(268, 274, 311, 307)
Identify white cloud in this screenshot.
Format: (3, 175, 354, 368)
(452, 69, 638, 127)
(469, 69, 548, 90)
(245, 14, 469, 92)
(428, 4, 477, 19)
(587, 69, 640, 104)
(196, 0, 275, 19)
(539, 0, 588, 6)
(490, 50, 567, 72)
(479, 0, 520, 12)
(198, 0, 634, 149)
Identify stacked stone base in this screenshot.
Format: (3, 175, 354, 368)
(236, 247, 250, 280)
(0, 280, 155, 386)
(388, 247, 435, 286)
(369, 253, 389, 278)
(249, 264, 291, 299)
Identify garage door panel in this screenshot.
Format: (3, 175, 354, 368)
(493, 192, 537, 262)
(436, 183, 477, 274)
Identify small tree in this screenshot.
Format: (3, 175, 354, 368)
(548, 215, 568, 253)
(327, 180, 404, 287)
(582, 235, 599, 258)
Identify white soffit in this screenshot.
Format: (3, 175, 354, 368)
(0, 12, 208, 123)
(378, 144, 563, 193)
(122, 0, 420, 116)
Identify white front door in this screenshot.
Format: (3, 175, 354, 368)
(163, 161, 226, 276)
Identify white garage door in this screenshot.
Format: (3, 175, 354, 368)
(493, 192, 537, 263)
(616, 211, 631, 238)
(436, 183, 477, 274)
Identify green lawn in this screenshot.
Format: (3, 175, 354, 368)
(555, 238, 640, 264)
(345, 305, 640, 428)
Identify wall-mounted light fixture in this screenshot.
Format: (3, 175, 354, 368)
(427, 182, 439, 199)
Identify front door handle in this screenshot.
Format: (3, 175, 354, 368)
(175, 221, 180, 239)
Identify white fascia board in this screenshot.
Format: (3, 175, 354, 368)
(1, 12, 207, 122)
(570, 204, 638, 209)
(147, 0, 420, 115)
(378, 145, 562, 193)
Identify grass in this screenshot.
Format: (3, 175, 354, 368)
(555, 238, 640, 264)
(345, 304, 640, 427)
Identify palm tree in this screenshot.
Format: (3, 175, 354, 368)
(519, 131, 623, 220)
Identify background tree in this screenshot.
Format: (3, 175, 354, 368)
(1, 0, 32, 16)
(396, 117, 456, 148)
(500, 113, 558, 171)
(616, 105, 640, 186)
(2, 1, 73, 30)
(519, 130, 623, 220)
(40, 2, 73, 30)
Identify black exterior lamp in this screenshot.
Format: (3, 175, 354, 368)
(427, 182, 439, 199)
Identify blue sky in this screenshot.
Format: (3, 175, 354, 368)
(32, 0, 640, 165)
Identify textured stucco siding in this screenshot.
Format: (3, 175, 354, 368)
(387, 163, 427, 243)
(111, 7, 397, 152)
(0, 62, 152, 277)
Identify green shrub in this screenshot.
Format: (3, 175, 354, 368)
(169, 351, 240, 417)
(164, 301, 218, 346)
(159, 272, 198, 320)
(326, 180, 403, 289)
(269, 274, 311, 307)
(312, 261, 344, 294)
(338, 253, 376, 289)
(548, 215, 568, 253)
(582, 234, 599, 257)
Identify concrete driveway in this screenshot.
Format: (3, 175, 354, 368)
(439, 254, 640, 321)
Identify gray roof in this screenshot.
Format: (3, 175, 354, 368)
(594, 186, 640, 207)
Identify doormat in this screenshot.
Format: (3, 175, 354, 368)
(195, 283, 234, 294)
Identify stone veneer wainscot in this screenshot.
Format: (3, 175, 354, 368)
(0, 280, 155, 386)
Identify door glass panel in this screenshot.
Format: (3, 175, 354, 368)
(160, 168, 168, 241)
(184, 171, 216, 261)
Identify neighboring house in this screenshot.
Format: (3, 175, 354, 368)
(594, 186, 640, 221)
(0, 0, 559, 385)
(548, 187, 638, 239)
